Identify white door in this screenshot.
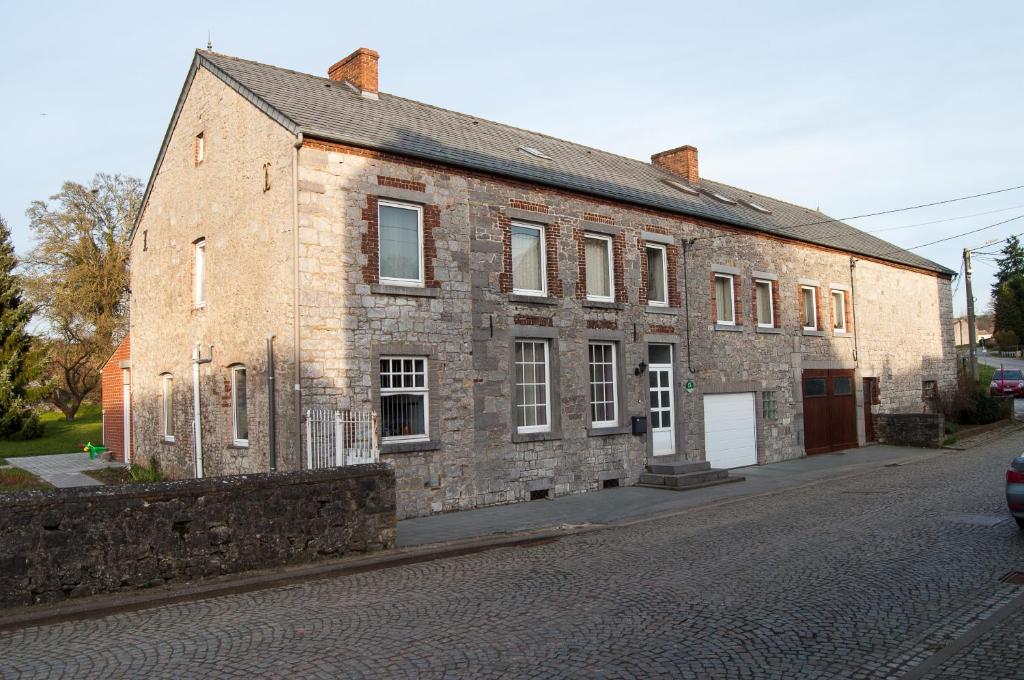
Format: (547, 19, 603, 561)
(648, 344, 675, 456)
(703, 393, 757, 468)
(122, 369, 131, 465)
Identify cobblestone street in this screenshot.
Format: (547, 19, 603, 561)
(5, 432, 1024, 679)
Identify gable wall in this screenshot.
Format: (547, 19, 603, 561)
(129, 67, 298, 478)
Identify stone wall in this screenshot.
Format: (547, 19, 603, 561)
(130, 66, 300, 479)
(295, 139, 957, 519)
(875, 414, 946, 448)
(0, 464, 395, 609)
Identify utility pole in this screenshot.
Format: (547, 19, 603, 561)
(964, 248, 979, 380)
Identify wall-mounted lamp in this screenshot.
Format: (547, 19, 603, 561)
(635, 361, 648, 377)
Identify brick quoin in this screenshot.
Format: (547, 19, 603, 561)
(498, 212, 513, 293)
(509, 198, 548, 214)
(582, 212, 614, 225)
(772, 280, 781, 328)
(586, 319, 618, 330)
(637, 238, 649, 306)
(377, 175, 426, 193)
(649, 324, 677, 335)
(613, 231, 627, 304)
(100, 336, 131, 463)
(545, 221, 563, 297)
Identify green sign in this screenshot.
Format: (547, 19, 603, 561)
(685, 379, 695, 394)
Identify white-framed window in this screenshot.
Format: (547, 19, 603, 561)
(584, 233, 615, 302)
(379, 357, 429, 441)
(511, 222, 546, 296)
(588, 342, 618, 427)
(755, 279, 774, 328)
(193, 238, 206, 308)
(161, 374, 174, 442)
(832, 289, 847, 333)
(646, 244, 668, 306)
(714, 274, 735, 324)
(231, 365, 249, 447)
(378, 200, 424, 286)
(801, 285, 818, 330)
(514, 340, 551, 433)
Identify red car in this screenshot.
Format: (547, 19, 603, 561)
(990, 368, 1024, 397)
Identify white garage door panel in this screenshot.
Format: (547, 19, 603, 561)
(703, 393, 757, 469)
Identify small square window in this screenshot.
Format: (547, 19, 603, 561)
(762, 391, 779, 420)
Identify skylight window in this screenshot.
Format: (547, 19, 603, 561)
(518, 146, 553, 160)
(703, 189, 737, 205)
(739, 199, 773, 214)
(661, 178, 699, 196)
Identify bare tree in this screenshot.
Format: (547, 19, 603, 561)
(24, 173, 142, 421)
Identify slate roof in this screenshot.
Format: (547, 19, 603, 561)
(141, 49, 952, 275)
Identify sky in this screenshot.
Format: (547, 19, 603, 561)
(1, 0, 1021, 316)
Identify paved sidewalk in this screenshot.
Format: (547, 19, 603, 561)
(397, 443, 962, 547)
(6, 452, 122, 488)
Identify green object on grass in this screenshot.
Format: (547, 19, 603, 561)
(83, 442, 108, 459)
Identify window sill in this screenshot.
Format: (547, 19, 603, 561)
(588, 424, 631, 437)
(371, 284, 440, 298)
(381, 439, 442, 454)
(583, 300, 625, 310)
(161, 438, 176, 446)
(644, 305, 676, 315)
(833, 331, 852, 337)
(229, 442, 249, 449)
(714, 323, 743, 332)
(510, 293, 558, 306)
(512, 430, 563, 444)
(755, 326, 783, 335)
(802, 329, 826, 337)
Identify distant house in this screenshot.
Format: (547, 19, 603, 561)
(953, 317, 994, 346)
(99, 336, 131, 464)
(125, 47, 957, 518)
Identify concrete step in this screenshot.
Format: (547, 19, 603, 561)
(646, 461, 711, 476)
(639, 469, 728, 488)
(636, 475, 746, 493)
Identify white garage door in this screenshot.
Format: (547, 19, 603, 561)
(703, 393, 758, 469)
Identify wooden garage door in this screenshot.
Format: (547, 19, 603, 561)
(802, 369, 858, 455)
(703, 393, 758, 468)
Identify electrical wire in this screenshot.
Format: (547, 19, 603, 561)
(873, 214, 1024, 259)
(689, 183, 1024, 245)
(865, 204, 1024, 234)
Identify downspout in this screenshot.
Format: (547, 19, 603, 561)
(267, 333, 277, 472)
(292, 132, 304, 467)
(682, 239, 696, 374)
(849, 257, 859, 365)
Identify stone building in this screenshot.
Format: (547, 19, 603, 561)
(129, 47, 956, 518)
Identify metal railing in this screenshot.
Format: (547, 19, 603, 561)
(305, 408, 380, 469)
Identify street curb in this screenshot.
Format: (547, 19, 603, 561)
(0, 441, 1006, 634)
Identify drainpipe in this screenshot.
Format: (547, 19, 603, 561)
(191, 343, 213, 478)
(292, 132, 304, 468)
(849, 257, 859, 365)
(267, 333, 277, 472)
(682, 239, 696, 374)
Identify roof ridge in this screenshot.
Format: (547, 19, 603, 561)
(199, 50, 665, 171)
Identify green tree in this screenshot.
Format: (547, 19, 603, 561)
(24, 173, 141, 421)
(0, 215, 43, 440)
(991, 236, 1024, 342)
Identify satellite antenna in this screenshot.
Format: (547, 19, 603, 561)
(207, 30, 213, 50)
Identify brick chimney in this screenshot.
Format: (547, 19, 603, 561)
(651, 145, 699, 184)
(328, 47, 379, 95)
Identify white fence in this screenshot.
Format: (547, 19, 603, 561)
(306, 408, 380, 469)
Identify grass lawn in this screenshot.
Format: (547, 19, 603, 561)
(979, 363, 996, 388)
(0, 404, 102, 462)
(0, 466, 53, 492)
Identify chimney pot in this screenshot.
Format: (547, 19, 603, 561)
(651, 145, 699, 184)
(328, 47, 379, 94)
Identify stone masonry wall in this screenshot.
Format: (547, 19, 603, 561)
(875, 414, 945, 448)
(296, 139, 956, 519)
(130, 67, 299, 479)
(0, 464, 396, 609)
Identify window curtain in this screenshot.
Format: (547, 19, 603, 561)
(511, 226, 542, 291)
(802, 288, 816, 327)
(756, 282, 772, 324)
(647, 248, 666, 302)
(379, 205, 420, 280)
(715, 277, 733, 322)
(585, 238, 610, 297)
